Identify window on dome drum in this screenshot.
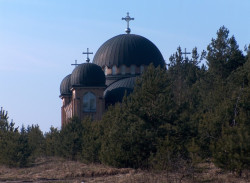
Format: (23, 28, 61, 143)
(112, 66, 117, 75)
(131, 65, 136, 74)
(104, 66, 108, 75)
(83, 92, 96, 112)
(140, 65, 144, 73)
(121, 65, 126, 75)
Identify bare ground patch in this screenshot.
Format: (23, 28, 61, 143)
(0, 157, 249, 183)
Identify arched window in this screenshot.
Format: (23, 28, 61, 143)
(121, 65, 126, 75)
(83, 92, 96, 112)
(131, 65, 136, 75)
(112, 66, 117, 75)
(65, 108, 72, 120)
(140, 65, 144, 73)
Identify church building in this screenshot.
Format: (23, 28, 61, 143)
(59, 13, 165, 126)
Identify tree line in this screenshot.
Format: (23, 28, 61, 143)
(0, 26, 249, 176)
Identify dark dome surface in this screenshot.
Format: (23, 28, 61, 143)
(104, 76, 136, 105)
(60, 74, 72, 96)
(93, 34, 165, 67)
(71, 63, 106, 87)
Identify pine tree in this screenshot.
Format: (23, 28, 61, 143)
(100, 104, 145, 168)
(44, 126, 61, 156)
(213, 123, 250, 176)
(99, 65, 174, 168)
(59, 117, 83, 160)
(0, 109, 21, 167)
(16, 126, 32, 167)
(81, 118, 102, 163)
(27, 125, 45, 158)
(207, 26, 245, 79)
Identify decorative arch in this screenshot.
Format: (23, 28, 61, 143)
(83, 92, 96, 112)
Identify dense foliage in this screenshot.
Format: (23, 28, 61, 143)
(0, 26, 249, 176)
(0, 108, 44, 167)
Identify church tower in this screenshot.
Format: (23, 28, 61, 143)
(70, 62, 106, 122)
(60, 49, 106, 126)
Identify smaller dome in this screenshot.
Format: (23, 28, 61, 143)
(60, 74, 72, 96)
(104, 77, 136, 105)
(71, 63, 106, 87)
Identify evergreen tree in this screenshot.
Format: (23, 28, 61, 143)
(100, 104, 147, 168)
(100, 65, 174, 168)
(0, 124, 20, 166)
(16, 126, 32, 167)
(0, 110, 32, 167)
(167, 47, 207, 162)
(213, 124, 250, 176)
(44, 126, 61, 156)
(27, 125, 45, 158)
(60, 117, 83, 160)
(212, 86, 250, 176)
(0, 109, 20, 166)
(81, 118, 102, 163)
(207, 26, 245, 79)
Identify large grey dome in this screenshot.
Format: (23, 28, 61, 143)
(60, 74, 72, 96)
(93, 34, 165, 68)
(71, 63, 106, 87)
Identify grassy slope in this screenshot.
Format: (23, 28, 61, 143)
(0, 157, 249, 183)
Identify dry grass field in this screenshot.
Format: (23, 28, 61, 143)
(0, 157, 249, 183)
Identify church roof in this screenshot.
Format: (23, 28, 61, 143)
(104, 76, 136, 105)
(93, 34, 165, 68)
(71, 63, 106, 87)
(60, 74, 72, 96)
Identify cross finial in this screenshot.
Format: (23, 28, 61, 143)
(71, 60, 80, 68)
(83, 48, 93, 63)
(181, 48, 191, 61)
(122, 12, 134, 34)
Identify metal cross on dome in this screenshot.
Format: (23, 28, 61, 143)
(83, 48, 93, 63)
(181, 48, 191, 61)
(71, 60, 80, 68)
(122, 12, 134, 34)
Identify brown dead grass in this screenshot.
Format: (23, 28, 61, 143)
(0, 157, 249, 183)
